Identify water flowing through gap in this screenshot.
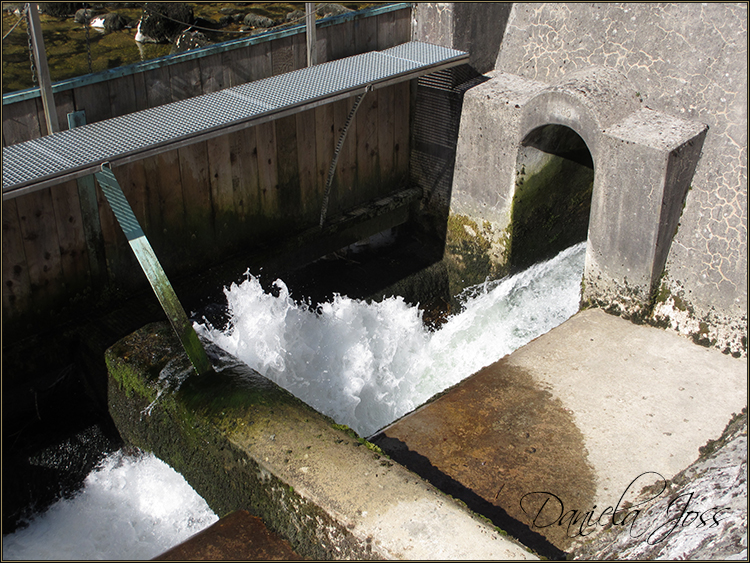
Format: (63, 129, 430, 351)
(2, 450, 218, 560)
(3, 242, 585, 560)
(197, 241, 588, 438)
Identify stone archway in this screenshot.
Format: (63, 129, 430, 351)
(451, 66, 708, 318)
(510, 124, 594, 271)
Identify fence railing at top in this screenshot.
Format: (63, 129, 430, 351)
(2, 3, 412, 105)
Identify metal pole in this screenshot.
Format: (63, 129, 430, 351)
(94, 165, 214, 376)
(305, 3, 317, 67)
(26, 3, 59, 134)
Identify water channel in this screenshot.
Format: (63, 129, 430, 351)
(3, 241, 586, 560)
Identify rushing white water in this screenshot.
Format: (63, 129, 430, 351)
(198, 242, 587, 437)
(2, 450, 218, 561)
(3, 242, 585, 560)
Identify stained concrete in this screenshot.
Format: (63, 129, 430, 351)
(106, 323, 537, 560)
(372, 308, 747, 555)
(494, 2, 748, 356)
(450, 67, 708, 320)
(154, 510, 303, 561)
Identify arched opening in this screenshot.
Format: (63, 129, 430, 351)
(509, 125, 594, 271)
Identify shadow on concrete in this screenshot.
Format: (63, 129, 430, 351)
(372, 434, 568, 560)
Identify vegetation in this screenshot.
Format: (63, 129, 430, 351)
(1, 2, 378, 94)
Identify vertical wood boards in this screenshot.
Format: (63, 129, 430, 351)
(53, 90, 75, 132)
(331, 97, 357, 213)
(256, 120, 279, 227)
(206, 133, 234, 244)
(2, 7, 418, 339)
(377, 10, 396, 50)
(314, 102, 335, 213)
(292, 32, 308, 71)
(49, 179, 89, 293)
(198, 52, 226, 94)
(327, 17, 355, 61)
(296, 108, 318, 219)
(14, 189, 64, 312)
(378, 84, 396, 189)
(271, 36, 295, 76)
(2, 97, 43, 145)
(2, 200, 32, 323)
(178, 140, 214, 269)
(170, 59, 203, 102)
(356, 88, 380, 201)
(229, 124, 260, 238)
(394, 7, 411, 44)
(72, 80, 113, 125)
(393, 80, 411, 186)
(275, 114, 300, 220)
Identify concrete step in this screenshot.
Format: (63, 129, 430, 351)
(153, 510, 304, 560)
(371, 308, 747, 556)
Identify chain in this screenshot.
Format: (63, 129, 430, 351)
(24, 4, 37, 85)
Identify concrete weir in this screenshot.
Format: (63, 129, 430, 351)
(105, 323, 536, 560)
(451, 67, 709, 319)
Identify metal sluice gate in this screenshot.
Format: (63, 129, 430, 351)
(2, 41, 468, 198)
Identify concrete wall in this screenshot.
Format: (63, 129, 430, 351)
(412, 3, 512, 74)
(417, 3, 747, 356)
(106, 322, 536, 560)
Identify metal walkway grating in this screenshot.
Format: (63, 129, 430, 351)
(3, 41, 468, 198)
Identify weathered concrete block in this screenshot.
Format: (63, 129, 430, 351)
(106, 322, 537, 560)
(452, 67, 707, 317)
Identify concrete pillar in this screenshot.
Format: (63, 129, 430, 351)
(412, 3, 512, 73)
(451, 67, 708, 318)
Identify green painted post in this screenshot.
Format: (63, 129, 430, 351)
(94, 164, 213, 376)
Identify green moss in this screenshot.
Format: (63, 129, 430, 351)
(331, 423, 386, 456)
(444, 214, 504, 299)
(509, 153, 593, 270)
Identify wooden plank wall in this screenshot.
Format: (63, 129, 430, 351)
(2, 8, 412, 341)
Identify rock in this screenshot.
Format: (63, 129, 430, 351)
(173, 30, 210, 53)
(136, 2, 193, 43)
(193, 16, 220, 31)
(286, 9, 305, 23)
(74, 8, 94, 24)
(243, 13, 274, 29)
(569, 409, 748, 560)
(316, 3, 353, 19)
(99, 13, 127, 32)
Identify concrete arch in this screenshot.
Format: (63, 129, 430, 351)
(520, 66, 641, 163)
(511, 123, 594, 270)
(451, 66, 708, 318)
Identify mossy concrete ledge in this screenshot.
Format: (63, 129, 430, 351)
(105, 322, 536, 560)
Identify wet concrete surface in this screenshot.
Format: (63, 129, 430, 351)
(372, 359, 595, 556)
(153, 510, 304, 560)
(372, 308, 747, 558)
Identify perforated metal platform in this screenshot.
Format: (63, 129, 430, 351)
(3, 41, 468, 198)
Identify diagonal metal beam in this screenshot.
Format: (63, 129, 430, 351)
(94, 164, 213, 376)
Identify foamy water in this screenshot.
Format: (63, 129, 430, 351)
(3, 242, 585, 559)
(198, 242, 587, 437)
(2, 450, 218, 561)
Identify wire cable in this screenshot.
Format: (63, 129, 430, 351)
(2, 6, 26, 41)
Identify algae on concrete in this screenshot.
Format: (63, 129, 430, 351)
(510, 150, 593, 271)
(106, 321, 537, 560)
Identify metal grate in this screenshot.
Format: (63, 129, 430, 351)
(3, 41, 467, 198)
